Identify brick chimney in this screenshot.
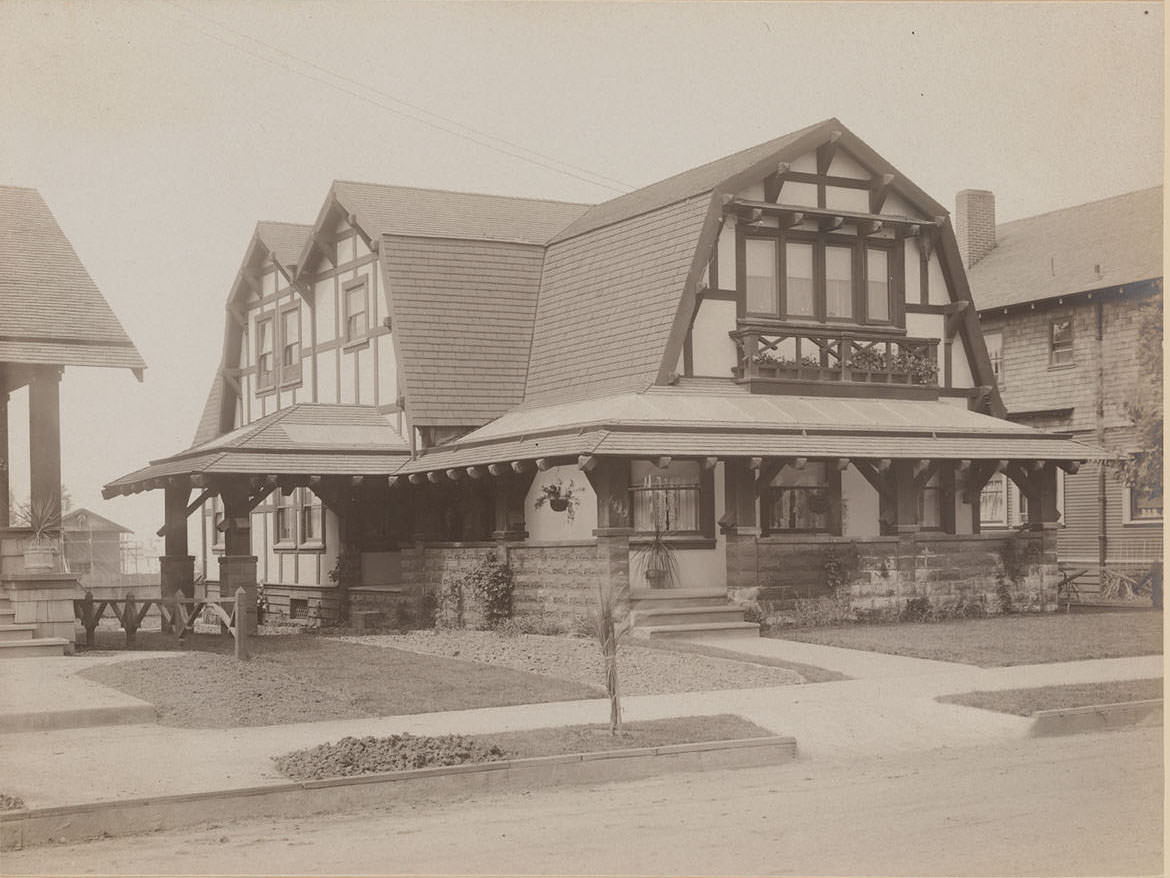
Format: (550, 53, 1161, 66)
(955, 189, 996, 268)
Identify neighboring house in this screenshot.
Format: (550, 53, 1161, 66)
(1, 186, 145, 655)
(106, 119, 1102, 633)
(963, 187, 1163, 587)
(61, 507, 132, 575)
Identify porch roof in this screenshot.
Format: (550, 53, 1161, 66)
(103, 404, 410, 496)
(400, 385, 1108, 473)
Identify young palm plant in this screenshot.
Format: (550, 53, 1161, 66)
(595, 579, 629, 734)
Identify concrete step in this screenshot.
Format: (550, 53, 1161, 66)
(0, 637, 70, 658)
(0, 611, 15, 626)
(628, 588, 731, 610)
(630, 605, 748, 627)
(0, 624, 39, 643)
(631, 621, 760, 639)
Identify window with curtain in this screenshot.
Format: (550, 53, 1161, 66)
(256, 317, 274, 389)
(630, 460, 702, 533)
(767, 462, 831, 532)
(275, 490, 296, 545)
(280, 307, 302, 385)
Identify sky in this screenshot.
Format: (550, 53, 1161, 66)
(0, 0, 1164, 546)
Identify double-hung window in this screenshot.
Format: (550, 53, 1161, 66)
(344, 278, 369, 342)
(1050, 317, 1074, 366)
(256, 317, 275, 390)
(280, 307, 302, 386)
(742, 229, 897, 326)
(274, 488, 326, 549)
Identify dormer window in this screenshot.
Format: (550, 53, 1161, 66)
(740, 227, 900, 327)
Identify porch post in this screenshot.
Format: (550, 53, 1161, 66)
(586, 458, 632, 603)
(218, 484, 257, 635)
(28, 365, 62, 515)
(160, 485, 195, 632)
(1027, 463, 1062, 529)
(890, 460, 920, 535)
(0, 388, 9, 528)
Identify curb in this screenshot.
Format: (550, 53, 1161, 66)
(1029, 699, 1163, 737)
(0, 735, 797, 850)
(0, 704, 157, 734)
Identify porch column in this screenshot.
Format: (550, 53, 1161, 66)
(0, 388, 9, 528)
(586, 458, 633, 605)
(160, 485, 195, 632)
(218, 484, 257, 635)
(1026, 463, 1062, 529)
(491, 475, 528, 542)
(28, 365, 62, 514)
(890, 460, 921, 535)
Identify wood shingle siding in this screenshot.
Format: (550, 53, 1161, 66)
(524, 195, 712, 405)
(0, 185, 145, 371)
(383, 237, 546, 426)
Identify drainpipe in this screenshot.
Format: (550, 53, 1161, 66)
(1096, 300, 1106, 574)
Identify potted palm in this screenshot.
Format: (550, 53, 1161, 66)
(18, 496, 61, 571)
(632, 524, 679, 589)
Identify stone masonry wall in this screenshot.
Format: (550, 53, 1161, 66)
(727, 530, 1058, 620)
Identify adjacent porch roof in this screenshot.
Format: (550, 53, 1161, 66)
(399, 384, 1108, 474)
(103, 404, 410, 496)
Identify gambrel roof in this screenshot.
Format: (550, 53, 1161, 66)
(0, 186, 144, 374)
(968, 186, 1163, 311)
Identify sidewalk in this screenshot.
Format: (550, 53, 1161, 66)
(0, 641, 1162, 811)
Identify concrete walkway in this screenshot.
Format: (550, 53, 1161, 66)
(0, 642, 1161, 811)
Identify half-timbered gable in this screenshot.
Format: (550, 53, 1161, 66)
(108, 119, 1109, 632)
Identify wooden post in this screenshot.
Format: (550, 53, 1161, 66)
(234, 586, 250, 660)
(891, 460, 920, 534)
(28, 365, 62, 518)
(122, 591, 139, 647)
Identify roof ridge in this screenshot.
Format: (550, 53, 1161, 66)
(0, 184, 40, 193)
(256, 220, 314, 230)
(333, 179, 593, 209)
(997, 185, 1163, 228)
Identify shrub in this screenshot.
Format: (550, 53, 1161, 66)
(496, 614, 567, 636)
(274, 734, 507, 781)
(435, 553, 515, 630)
(901, 596, 932, 622)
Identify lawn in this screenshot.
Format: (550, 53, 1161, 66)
(769, 610, 1163, 666)
(79, 631, 602, 728)
(939, 678, 1164, 716)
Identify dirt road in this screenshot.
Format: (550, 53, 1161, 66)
(5, 728, 1161, 877)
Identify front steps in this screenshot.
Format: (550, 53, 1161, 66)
(628, 588, 759, 639)
(0, 594, 70, 658)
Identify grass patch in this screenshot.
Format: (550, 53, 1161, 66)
(636, 637, 848, 683)
(770, 611, 1162, 666)
(939, 678, 1164, 716)
(274, 714, 771, 780)
(79, 634, 601, 728)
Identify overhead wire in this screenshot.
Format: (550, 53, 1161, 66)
(163, 2, 634, 195)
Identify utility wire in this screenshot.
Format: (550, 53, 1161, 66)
(164, 2, 634, 195)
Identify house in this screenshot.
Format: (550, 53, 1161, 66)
(963, 187, 1162, 591)
(105, 119, 1104, 634)
(60, 507, 133, 576)
(1, 185, 145, 654)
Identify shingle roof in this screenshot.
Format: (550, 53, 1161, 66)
(523, 194, 713, 406)
(382, 236, 545, 427)
(256, 222, 312, 269)
(61, 507, 132, 534)
(0, 186, 145, 371)
(191, 367, 229, 447)
(550, 117, 948, 243)
(968, 186, 1163, 310)
(332, 181, 590, 245)
(399, 387, 1108, 472)
(105, 404, 410, 496)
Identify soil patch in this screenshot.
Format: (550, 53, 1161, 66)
(770, 611, 1163, 666)
(274, 714, 770, 780)
(339, 630, 805, 694)
(939, 678, 1164, 716)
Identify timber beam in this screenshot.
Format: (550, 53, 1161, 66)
(869, 173, 896, 214)
(816, 130, 843, 175)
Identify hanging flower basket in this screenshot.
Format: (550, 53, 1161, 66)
(549, 496, 570, 512)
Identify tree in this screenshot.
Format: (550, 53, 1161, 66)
(1117, 300, 1163, 500)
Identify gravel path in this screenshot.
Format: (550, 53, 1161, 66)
(335, 631, 804, 695)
